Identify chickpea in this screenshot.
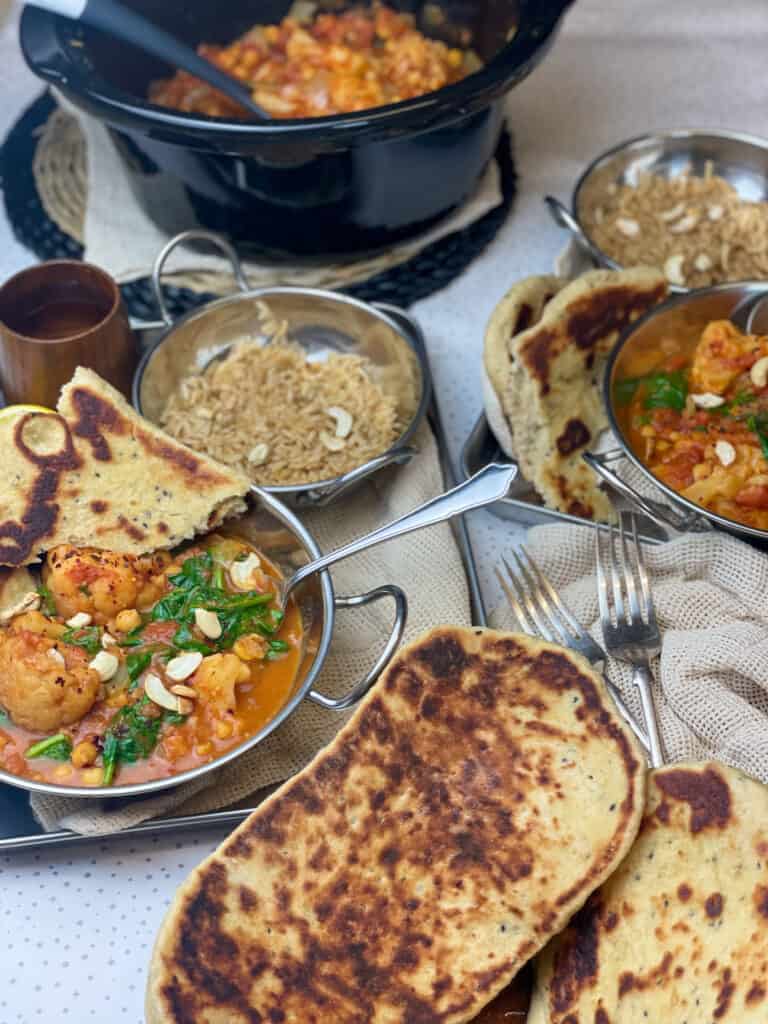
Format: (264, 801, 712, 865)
(54, 764, 73, 780)
(215, 720, 233, 740)
(236, 661, 251, 684)
(81, 767, 103, 786)
(72, 740, 99, 768)
(115, 608, 141, 633)
(195, 742, 213, 758)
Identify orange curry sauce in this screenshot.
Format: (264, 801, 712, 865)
(0, 536, 302, 788)
(615, 319, 768, 531)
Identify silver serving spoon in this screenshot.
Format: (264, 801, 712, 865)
(273, 462, 517, 606)
(27, 0, 272, 120)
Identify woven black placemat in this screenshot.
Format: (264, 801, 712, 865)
(1, 91, 517, 319)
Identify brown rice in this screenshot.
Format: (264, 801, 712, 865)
(160, 339, 400, 486)
(580, 169, 768, 289)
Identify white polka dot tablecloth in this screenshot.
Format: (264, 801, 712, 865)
(1, 0, 766, 1019)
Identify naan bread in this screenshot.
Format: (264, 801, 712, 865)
(147, 627, 646, 1024)
(0, 367, 250, 566)
(0, 567, 36, 615)
(530, 761, 768, 1023)
(484, 268, 667, 520)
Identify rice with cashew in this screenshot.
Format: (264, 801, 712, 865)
(580, 168, 768, 288)
(160, 339, 400, 486)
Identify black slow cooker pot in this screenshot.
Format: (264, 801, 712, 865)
(20, 0, 574, 259)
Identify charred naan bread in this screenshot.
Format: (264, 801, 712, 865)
(0, 567, 37, 618)
(147, 627, 646, 1024)
(0, 368, 250, 566)
(530, 761, 768, 1024)
(483, 268, 667, 520)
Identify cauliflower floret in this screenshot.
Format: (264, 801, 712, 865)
(690, 320, 768, 395)
(0, 628, 100, 732)
(42, 546, 169, 625)
(194, 653, 246, 715)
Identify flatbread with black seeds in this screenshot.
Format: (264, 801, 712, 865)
(147, 627, 645, 1024)
(530, 761, 768, 1024)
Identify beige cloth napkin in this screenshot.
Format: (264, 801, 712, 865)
(30, 423, 471, 835)
(42, 99, 503, 292)
(491, 522, 768, 782)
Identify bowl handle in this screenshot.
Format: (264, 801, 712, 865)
(544, 195, 608, 267)
(294, 446, 418, 508)
(583, 449, 710, 534)
(307, 584, 408, 711)
(150, 229, 251, 326)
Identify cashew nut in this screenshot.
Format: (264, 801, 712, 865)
(714, 440, 736, 467)
(690, 392, 725, 409)
(326, 407, 353, 439)
(750, 356, 768, 389)
(615, 217, 640, 238)
(664, 254, 686, 286)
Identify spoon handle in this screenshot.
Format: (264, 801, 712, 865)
(29, 0, 270, 120)
(287, 463, 517, 593)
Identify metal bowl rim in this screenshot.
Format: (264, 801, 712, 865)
(0, 485, 336, 800)
(570, 127, 768, 289)
(603, 279, 768, 541)
(132, 285, 432, 498)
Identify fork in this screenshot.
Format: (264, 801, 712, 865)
(595, 511, 664, 767)
(495, 547, 650, 755)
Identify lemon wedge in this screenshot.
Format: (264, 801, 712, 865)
(0, 403, 55, 421)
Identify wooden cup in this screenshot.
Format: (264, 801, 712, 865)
(0, 260, 137, 407)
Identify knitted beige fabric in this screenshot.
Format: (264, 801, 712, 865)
(34, 103, 503, 293)
(492, 522, 768, 781)
(30, 424, 471, 835)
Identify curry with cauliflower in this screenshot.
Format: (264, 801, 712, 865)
(615, 318, 768, 531)
(149, 5, 474, 119)
(0, 535, 302, 787)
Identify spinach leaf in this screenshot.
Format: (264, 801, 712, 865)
(172, 622, 214, 656)
(126, 651, 152, 690)
(643, 371, 688, 411)
(150, 590, 187, 622)
(26, 734, 72, 761)
(177, 552, 213, 586)
(164, 711, 188, 726)
(0, 707, 8, 726)
(748, 413, 768, 462)
(61, 625, 103, 656)
(118, 626, 145, 648)
(101, 696, 163, 785)
(614, 378, 640, 406)
(267, 639, 290, 659)
(101, 732, 119, 786)
(36, 584, 58, 617)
